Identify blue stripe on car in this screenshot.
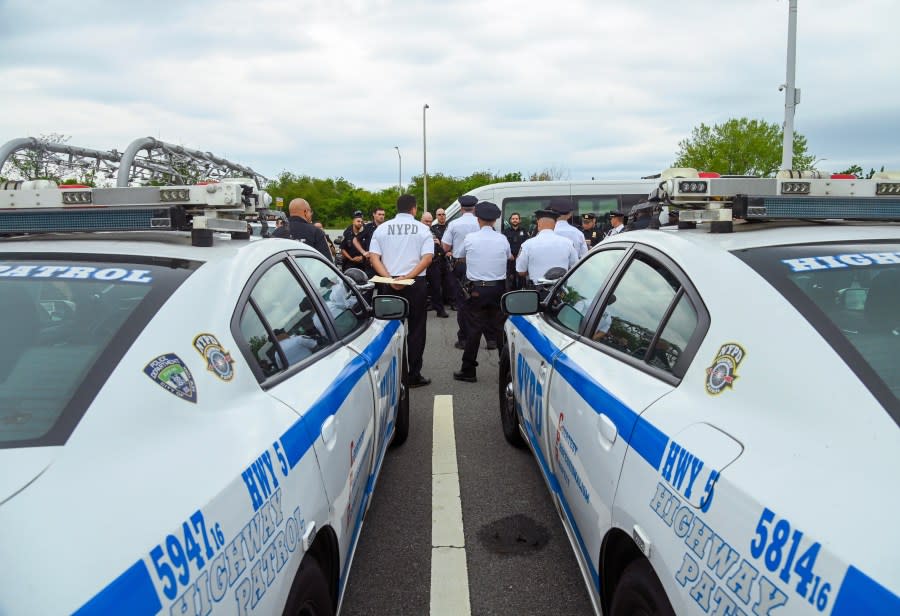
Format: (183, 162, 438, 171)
(75, 320, 401, 614)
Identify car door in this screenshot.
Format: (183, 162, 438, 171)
(291, 254, 404, 508)
(236, 255, 377, 577)
(543, 247, 694, 589)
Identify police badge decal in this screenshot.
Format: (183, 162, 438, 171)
(143, 353, 198, 402)
(705, 343, 746, 395)
(193, 333, 235, 382)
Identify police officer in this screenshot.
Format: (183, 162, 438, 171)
(421, 211, 449, 318)
(368, 194, 433, 388)
(441, 195, 481, 349)
(432, 208, 454, 308)
(516, 209, 578, 285)
(340, 211, 366, 271)
(581, 212, 602, 248)
(272, 198, 334, 262)
(354, 207, 387, 276)
(548, 196, 588, 259)
(604, 210, 627, 238)
(503, 211, 529, 290)
(453, 201, 511, 383)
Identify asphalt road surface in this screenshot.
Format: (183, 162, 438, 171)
(341, 309, 594, 615)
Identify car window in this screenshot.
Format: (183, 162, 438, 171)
(736, 242, 900, 426)
(242, 261, 330, 375)
(547, 248, 627, 334)
(648, 293, 698, 373)
(294, 256, 367, 338)
(0, 258, 195, 448)
(589, 254, 681, 360)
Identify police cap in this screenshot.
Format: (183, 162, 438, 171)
(548, 196, 574, 214)
(474, 201, 501, 221)
(610, 209, 627, 218)
(352, 210, 363, 218)
(581, 212, 596, 220)
(534, 209, 560, 220)
(459, 195, 478, 208)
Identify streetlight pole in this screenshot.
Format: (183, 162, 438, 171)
(781, 0, 799, 171)
(423, 103, 429, 213)
(394, 146, 402, 194)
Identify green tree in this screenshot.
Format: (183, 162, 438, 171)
(673, 118, 815, 176)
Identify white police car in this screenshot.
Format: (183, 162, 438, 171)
(499, 174, 900, 615)
(0, 182, 409, 615)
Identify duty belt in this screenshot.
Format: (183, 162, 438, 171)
(467, 279, 505, 287)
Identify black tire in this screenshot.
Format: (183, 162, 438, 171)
(282, 557, 334, 616)
(390, 351, 409, 447)
(610, 558, 675, 616)
(499, 347, 524, 447)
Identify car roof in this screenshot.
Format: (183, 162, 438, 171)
(0, 231, 318, 262)
(603, 221, 900, 254)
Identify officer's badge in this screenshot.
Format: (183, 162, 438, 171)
(144, 353, 197, 402)
(705, 343, 745, 396)
(193, 333, 235, 382)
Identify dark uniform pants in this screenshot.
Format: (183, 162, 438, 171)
(451, 261, 469, 342)
(461, 283, 505, 372)
(426, 256, 452, 313)
(378, 277, 428, 378)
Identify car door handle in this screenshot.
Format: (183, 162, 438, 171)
(321, 415, 337, 450)
(598, 413, 618, 449)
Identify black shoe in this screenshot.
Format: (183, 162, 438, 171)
(408, 374, 431, 388)
(436, 310, 449, 318)
(454, 340, 465, 350)
(486, 340, 498, 350)
(453, 370, 477, 383)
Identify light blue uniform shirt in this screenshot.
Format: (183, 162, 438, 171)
(442, 212, 479, 255)
(516, 229, 578, 283)
(457, 227, 511, 281)
(555, 219, 588, 259)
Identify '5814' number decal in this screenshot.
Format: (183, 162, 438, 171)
(749, 507, 831, 611)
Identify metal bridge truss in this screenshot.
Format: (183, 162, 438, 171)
(0, 137, 267, 188)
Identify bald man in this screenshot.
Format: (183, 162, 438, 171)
(272, 198, 333, 261)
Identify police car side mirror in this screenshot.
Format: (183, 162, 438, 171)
(502, 290, 540, 315)
(373, 295, 408, 320)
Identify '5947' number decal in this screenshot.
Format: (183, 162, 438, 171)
(150, 509, 225, 600)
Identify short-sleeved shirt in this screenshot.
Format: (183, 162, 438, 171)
(357, 221, 379, 251)
(554, 219, 588, 259)
(503, 226, 529, 257)
(369, 213, 433, 277)
(340, 225, 364, 258)
(442, 212, 479, 254)
(516, 229, 578, 283)
(457, 227, 511, 281)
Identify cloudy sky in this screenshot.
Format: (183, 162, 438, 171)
(1, 0, 897, 190)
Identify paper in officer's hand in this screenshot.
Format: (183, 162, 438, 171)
(369, 275, 414, 286)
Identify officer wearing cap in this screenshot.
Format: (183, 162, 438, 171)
(368, 194, 434, 388)
(503, 212, 529, 290)
(516, 209, 578, 284)
(548, 196, 588, 259)
(453, 201, 511, 383)
(442, 195, 481, 349)
(604, 210, 627, 238)
(581, 212, 602, 248)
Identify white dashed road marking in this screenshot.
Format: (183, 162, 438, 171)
(430, 395, 471, 616)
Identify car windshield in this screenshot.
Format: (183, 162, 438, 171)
(0, 257, 196, 448)
(735, 241, 900, 427)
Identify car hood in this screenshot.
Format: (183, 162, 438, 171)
(0, 447, 56, 505)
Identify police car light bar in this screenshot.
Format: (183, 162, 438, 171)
(0, 181, 268, 240)
(658, 168, 900, 231)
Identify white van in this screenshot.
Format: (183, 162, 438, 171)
(441, 179, 658, 231)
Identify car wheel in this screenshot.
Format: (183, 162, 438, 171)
(499, 347, 524, 447)
(390, 351, 410, 447)
(610, 558, 675, 616)
(282, 557, 334, 616)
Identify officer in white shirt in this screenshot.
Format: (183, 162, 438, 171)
(548, 196, 588, 259)
(603, 209, 627, 239)
(441, 194, 481, 349)
(453, 201, 511, 382)
(516, 209, 578, 284)
(368, 194, 434, 388)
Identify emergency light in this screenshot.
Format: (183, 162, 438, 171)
(0, 180, 272, 246)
